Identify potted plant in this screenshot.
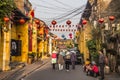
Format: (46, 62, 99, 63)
(28, 52, 35, 64)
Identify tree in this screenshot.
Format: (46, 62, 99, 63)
(86, 39, 99, 63)
(0, 0, 16, 25)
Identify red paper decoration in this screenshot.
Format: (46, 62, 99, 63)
(35, 20, 40, 24)
(70, 36, 72, 39)
(98, 18, 104, 23)
(19, 18, 25, 24)
(69, 33, 72, 36)
(4, 17, 9, 22)
(109, 16, 115, 21)
(66, 20, 71, 25)
(82, 20, 87, 25)
(51, 20, 57, 25)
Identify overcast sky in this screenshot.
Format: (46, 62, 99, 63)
(29, 0, 87, 39)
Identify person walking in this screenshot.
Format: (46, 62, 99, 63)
(70, 51, 77, 69)
(65, 51, 71, 71)
(98, 50, 105, 80)
(51, 50, 57, 70)
(57, 51, 65, 70)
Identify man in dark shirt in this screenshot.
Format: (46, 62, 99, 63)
(98, 50, 105, 80)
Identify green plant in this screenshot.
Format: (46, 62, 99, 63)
(86, 39, 99, 61)
(28, 52, 36, 58)
(0, 0, 16, 25)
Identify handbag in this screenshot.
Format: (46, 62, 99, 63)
(51, 58, 57, 64)
(104, 65, 110, 74)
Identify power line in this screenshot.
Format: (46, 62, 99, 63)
(37, 0, 71, 10)
(36, 4, 85, 22)
(32, 2, 69, 11)
(56, 10, 83, 23)
(55, 0, 73, 8)
(52, 5, 85, 20)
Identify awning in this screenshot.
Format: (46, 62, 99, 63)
(11, 8, 30, 24)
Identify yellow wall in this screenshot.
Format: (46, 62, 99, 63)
(0, 29, 3, 69)
(78, 23, 92, 61)
(11, 23, 29, 63)
(32, 23, 37, 53)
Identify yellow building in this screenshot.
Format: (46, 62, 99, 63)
(77, 22, 92, 62)
(37, 20, 49, 59)
(0, 0, 34, 71)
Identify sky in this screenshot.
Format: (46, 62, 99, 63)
(29, 0, 88, 39)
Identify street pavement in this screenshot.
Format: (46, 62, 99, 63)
(0, 57, 120, 80)
(0, 57, 50, 80)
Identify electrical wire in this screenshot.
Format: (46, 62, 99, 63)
(32, 2, 68, 11)
(41, 4, 85, 21)
(56, 10, 83, 23)
(36, 4, 86, 23)
(54, 5, 85, 20)
(54, 0, 73, 8)
(33, 0, 72, 11)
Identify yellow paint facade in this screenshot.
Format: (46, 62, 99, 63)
(0, 0, 48, 71)
(78, 23, 92, 61)
(11, 23, 29, 63)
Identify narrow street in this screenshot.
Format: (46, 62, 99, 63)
(23, 62, 97, 80)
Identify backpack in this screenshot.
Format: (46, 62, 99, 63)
(66, 54, 70, 59)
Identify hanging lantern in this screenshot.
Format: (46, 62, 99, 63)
(66, 20, 71, 25)
(4, 17, 9, 22)
(109, 16, 115, 21)
(35, 20, 40, 24)
(56, 25, 58, 28)
(62, 25, 64, 28)
(69, 33, 72, 36)
(51, 20, 57, 25)
(98, 18, 104, 23)
(19, 18, 25, 24)
(61, 34, 65, 38)
(70, 36, 72, 39)
(59, 25, 61, 27)
(82, 20, 87, 25)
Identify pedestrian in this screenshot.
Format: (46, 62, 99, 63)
(70, 51, 77, 69)
(65, 51, 71, 71)
(98, 50, 105, 80)
(57, 51, 65, 70)
(83, 58, 90, 72)
(51, 50, 57, 70)
(91, 61, 99, 77)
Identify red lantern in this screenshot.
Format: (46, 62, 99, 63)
(98, 18, 104, 23)
(35, 20, 40, 24)
(4, 17, 9, 22)
(70, 36, 72, 39)
(82, 20, 87, 25)
(19, 18, 25, 24)
(109, 16, 115, 21)
(69, 33, 72, 36)
(66, 20, 71, 25)
(51, 20, 57, 25)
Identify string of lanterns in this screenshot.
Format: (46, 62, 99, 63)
(50, 29, 77, 32)
(3, 16, 26, 24)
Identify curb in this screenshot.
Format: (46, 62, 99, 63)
(19, 59, 49, 80)
(1, 65, 25, 80)
(1, 58, 50, 80)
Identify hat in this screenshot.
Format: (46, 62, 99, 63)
(92, 61, 96, 65)
(71, 51, 76, 54)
